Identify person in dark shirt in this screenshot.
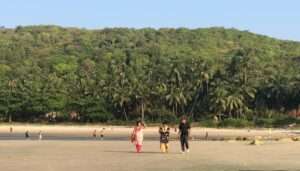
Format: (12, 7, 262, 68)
(178, 116, 191, 153)
(25, 130, 30, 139)
(159, 121, 170, 153)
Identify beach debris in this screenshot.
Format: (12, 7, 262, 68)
(236, 136, 242, 141)
(249, 136, 263, 145)
(291, 137, 300, 141)
(236, 136, 248, 141)
(278, 137, 294, 142)
(249, 139, 263, 145)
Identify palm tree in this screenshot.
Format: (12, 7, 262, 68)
(225, 94, 245, 118)
(112, 87, 131, 121)
(210, 86, 228, 119)
(7, 80, 17, 123)
(166, 87, 187, 116)
(132, 80, 149, 122)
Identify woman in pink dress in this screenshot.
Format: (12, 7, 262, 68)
(131, 120, 145, 153)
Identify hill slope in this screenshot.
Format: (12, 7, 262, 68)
(0, 26, 300, 123)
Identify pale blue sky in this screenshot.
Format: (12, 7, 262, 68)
(1, 0, 300, 41)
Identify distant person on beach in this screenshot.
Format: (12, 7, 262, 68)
(9, 127, 13, 133)
(92, 129, 97, 139)
(213, 115, 219, 124)
(25, 130, 30, 139)
(100, 128, 105, 140)
(179, 116, 191, 153)
(159, 121, 170, 153)
(38, 130, 43, 140)
(131, 120, 145, 153)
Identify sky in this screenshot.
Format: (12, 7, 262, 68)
(1, 0, 300, 41)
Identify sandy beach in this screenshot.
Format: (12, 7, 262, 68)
(1, 125, 300, 170)
(1, 140, 300, 171)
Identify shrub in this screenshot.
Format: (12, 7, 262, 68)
(218, 118, 254, 128)
(273, 116, 298, 127)
(85, 112, 114, 122)
(148, 108, 177, 123)
(198, 119, 219, 127)
(254, 118, 274, 127)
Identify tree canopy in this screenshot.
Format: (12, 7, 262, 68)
(1, 25, 300, 125)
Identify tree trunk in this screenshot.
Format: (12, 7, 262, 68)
(206, 80, 209, 95)
(175, 103, 178, 116)
(6, 109, 11, 123)
(172, 105, 175, 116)
(141, 100, 145, 122)
(123, 108, 128, 121)
(8, 114, 12, 123)
(243, 69, 247, 85)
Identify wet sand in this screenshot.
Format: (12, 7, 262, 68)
(0, 124, 300, 141)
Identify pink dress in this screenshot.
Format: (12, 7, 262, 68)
(131, 126, 144, 153)
(132, 127, 144, 145)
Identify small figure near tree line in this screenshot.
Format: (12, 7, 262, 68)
(38, 130, 43, 140)
(9, 127, 13, 133)
(92, 129, 97, 139)
(92, 128, 106, 140)
(25, 130, 30, 139)
(100, 128, 105, 140)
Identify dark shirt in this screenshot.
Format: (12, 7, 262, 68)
(179, 123, 190, 136)
(25, 131, 30, 138)
(159, 127, 170, 143)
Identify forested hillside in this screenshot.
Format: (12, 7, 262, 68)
(1, 26, 300, 126)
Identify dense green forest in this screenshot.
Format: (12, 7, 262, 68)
(1, 26, 300, 126)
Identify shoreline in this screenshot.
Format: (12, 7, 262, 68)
(0, 124, 299, 141)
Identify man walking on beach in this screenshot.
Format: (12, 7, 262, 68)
(179, 116, 191, 153)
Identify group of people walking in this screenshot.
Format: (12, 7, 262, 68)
(131, 116, 191, 154)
